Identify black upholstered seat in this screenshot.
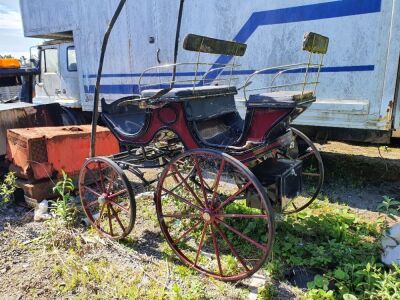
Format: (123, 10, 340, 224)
(247, 91, 315, 108)
(101, 97, 148, 138)
(140, 85, 237, 100)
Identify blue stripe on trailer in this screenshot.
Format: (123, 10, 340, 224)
(83, 64, 375, 95)
(84, 65, 374, 80)
(84, 84, 139, 94)
(83, 72, 208, 79)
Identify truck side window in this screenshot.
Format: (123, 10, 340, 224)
(44, 48, 59, 73)
(67, 47, 77, 72)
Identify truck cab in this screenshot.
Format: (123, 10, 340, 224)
(34, 41, 88, 124)
(35, 41, 80, 109)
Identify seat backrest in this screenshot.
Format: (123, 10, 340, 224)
(302, 32, 329, 54)
(183, 34, 247, 56)
(185, 94, 238, 121)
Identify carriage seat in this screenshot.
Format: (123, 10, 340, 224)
(101, 97, 148, 138)
(140, 85, 237, 100)
(143, 85, 243, 146)
(247, 91, 315, 108)
(141, 85, 244, 145)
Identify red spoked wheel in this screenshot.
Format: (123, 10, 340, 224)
(155, 149, 274, 281)
(278, 127, 324, 214)
(79, 157, 136, 239)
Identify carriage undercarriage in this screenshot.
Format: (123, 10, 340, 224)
(80, 32, 329, 280)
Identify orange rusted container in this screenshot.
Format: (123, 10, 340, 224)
(6, 125, 119, 181)
(0, 58, 21, 69)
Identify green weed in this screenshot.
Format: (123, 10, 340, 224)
(257, 283, 278, 299)
(268, 200, 400, 300)
(50, 170, 78, 227)
(377, 196, 400, 220)
(0, 171, 17, 206)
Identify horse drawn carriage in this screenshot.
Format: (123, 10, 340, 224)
(79, 32, 329, 281)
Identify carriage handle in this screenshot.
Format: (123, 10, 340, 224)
(138, 62, 240, 93)
(201, 66, 241, 86)
(242, 62, 321, 101)
(270, 65, 321, 89)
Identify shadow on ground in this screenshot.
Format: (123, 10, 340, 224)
(320, 144, 400, 211)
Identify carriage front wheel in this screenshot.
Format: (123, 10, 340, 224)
(155, 149, 274, 281)
(79, 157, 136, 239)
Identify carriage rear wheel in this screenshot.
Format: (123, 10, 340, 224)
(79, 157, 136, 239)
(155, 149, 274, 281)
(279, 127, 324, 214)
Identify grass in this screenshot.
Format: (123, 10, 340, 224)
(34, 196, 399, 300)
(4, 171, 398, 299)
(264, 198, 400, 300)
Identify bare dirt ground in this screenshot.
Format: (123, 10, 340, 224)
(320, 141, 400, 212)
(0, 141, 399, 299)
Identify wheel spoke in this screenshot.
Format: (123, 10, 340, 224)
(108, 189, 128, 199)
(211, 225, 223, 276)
(298, 150, 315, 161)
(174, 220, 203, 244)
(302, 172, 320, 177)
(171, 165, 205, 208)
(83, 185, 101, 197)
(216, 181, 252, 211)
(217, 218, 267, 252)
(192, 155, 209, 205)
(161, 213, 200, 219)
(211, 160, 225, 206)
(110, 204, 126, 233)
(105, 171, 118, 194)
(172, 173, 180, 184)
(107, 204, 114, 236)
(216, 214, 268, 219)
(85, 166, 103, 194)
(277, 151, 291, 160)
(108, 200, 130, 214)
(194, 224, 208, 267)
(214, 223, 250, 272)
(161, 188, 203, 212)
(96, 203, 107, 227)
(85, 200, 99, 208)
(97, 161, 106, 192)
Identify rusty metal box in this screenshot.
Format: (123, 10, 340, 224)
(6, 125, 119, 181)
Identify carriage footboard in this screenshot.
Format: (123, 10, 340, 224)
(248, 159, 303, 209)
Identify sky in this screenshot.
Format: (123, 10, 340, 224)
(0, 0, 42, 58)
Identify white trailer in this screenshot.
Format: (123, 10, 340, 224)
(19, 0, 400, 143)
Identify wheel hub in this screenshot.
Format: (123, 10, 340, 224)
(202, 210, 215, 223)
(97, 193, 107, 205)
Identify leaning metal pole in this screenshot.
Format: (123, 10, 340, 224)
(171, 0, 185, 88)
(90, 0, 127, 158)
